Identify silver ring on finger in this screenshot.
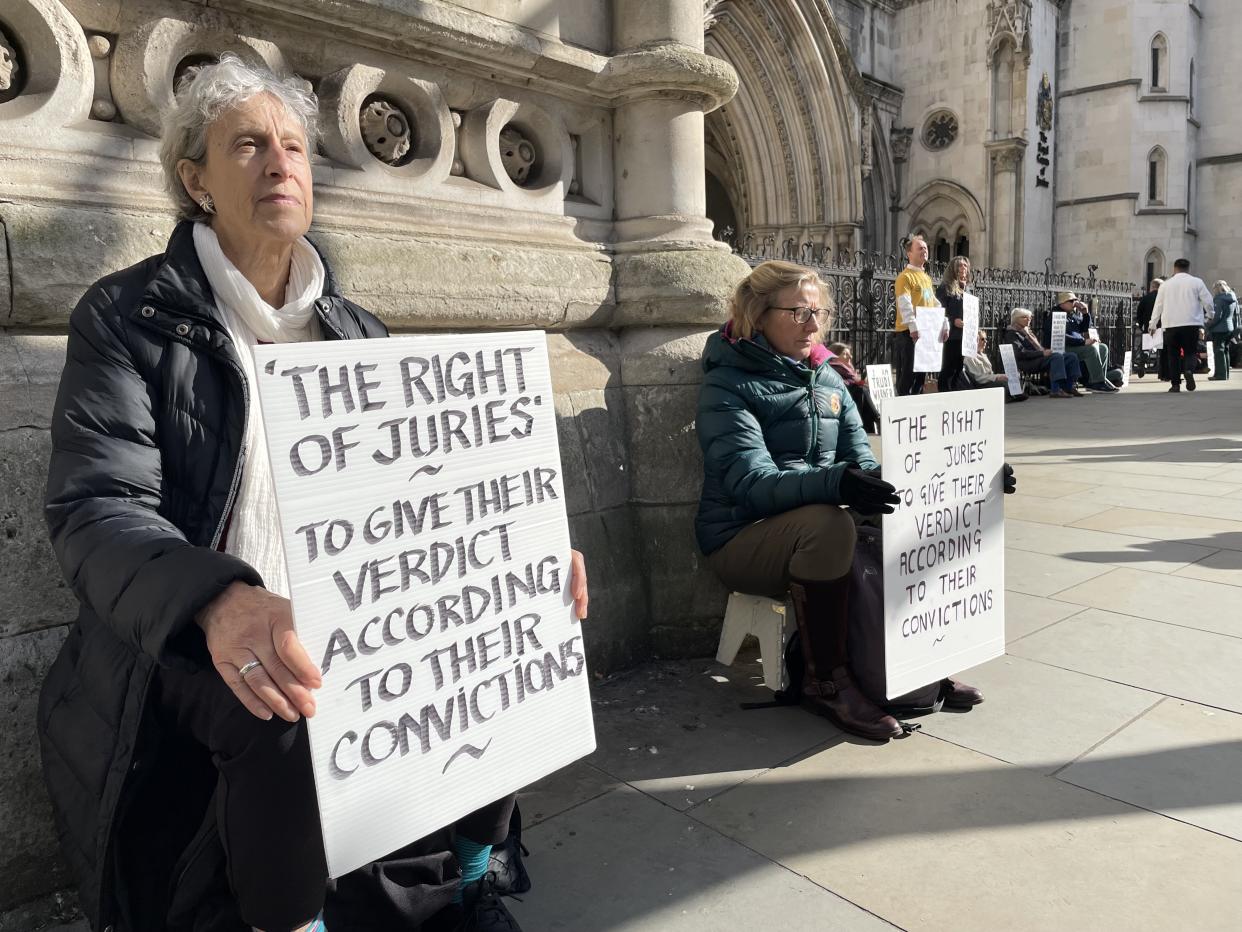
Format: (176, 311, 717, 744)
(238, 659, 263, 678)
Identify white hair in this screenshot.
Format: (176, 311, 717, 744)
(159, 53, 319, 221)
(1212, 280, 1232, 295)
(1010, 307, 1033, 327)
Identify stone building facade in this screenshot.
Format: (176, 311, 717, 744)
(706, 0, 1240, 288)
(1056, 0, 1242, 288)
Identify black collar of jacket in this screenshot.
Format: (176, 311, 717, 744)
(131, 220, 357, 347)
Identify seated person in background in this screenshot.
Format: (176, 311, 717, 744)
(826, 341, 880, 433)
(1004, 307, 1084, 398)
(695, 260, 989, 743)
(963, 331, 1025, 401)
(1053, 291, 1118, 392)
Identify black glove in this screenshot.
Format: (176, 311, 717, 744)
(839, 466, 901, 515)
(1003, 462, 1016, 495)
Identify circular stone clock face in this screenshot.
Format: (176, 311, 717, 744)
(922, 110, 959, 150)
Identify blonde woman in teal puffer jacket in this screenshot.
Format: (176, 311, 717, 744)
(695, 260, 912, 739)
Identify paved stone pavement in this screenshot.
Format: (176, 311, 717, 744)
(509, 374, 1242, 932)
(16, 375, 1242, 932)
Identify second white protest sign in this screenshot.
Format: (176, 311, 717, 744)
(254, 332, 595, 878)
(880, 391, 1006, 698)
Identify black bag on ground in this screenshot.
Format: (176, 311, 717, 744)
(847, 523, 944, 715)
(771, 523, 943, 715)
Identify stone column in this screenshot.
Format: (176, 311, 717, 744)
(607, 0, 751, 655)
(890, 127, 913, 246)
(986, 139, 1026, 268)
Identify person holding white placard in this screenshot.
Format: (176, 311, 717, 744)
(1053, 291, 1119, 391)
(892, 234, 939, 396)
(38, 56, 587, 932)
(1003, 308, 1084, 398)
(935, 256, 972, 391)
(964, 332, 1025, 400)
(696, 260, 988, 740)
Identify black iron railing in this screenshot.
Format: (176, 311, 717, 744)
(720, 231, 1138, 376)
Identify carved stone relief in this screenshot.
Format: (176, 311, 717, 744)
(459, 98, 574, 204)
(921, 110, 958, 150)
(0, 0, 93, 129)
(499, 124, 536, 184)
(360, 97, 413, 165)
(0, 25, 20, 93)
(890, 127, 913, 163)
(318, 64, 453, 189)
(987, 0, 1033, 65)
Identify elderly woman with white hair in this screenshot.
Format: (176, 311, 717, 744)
(1208, 280, 1237, 380)
(1002, 307, 1084, 397)
(38, 55, 581, 932)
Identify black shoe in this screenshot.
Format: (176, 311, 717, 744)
(458, 876, 524, 932)
(1186, 373, 1197, 391)
(941, 678, 984, 709)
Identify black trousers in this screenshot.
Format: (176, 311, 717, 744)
(157, 664, 516, 932)
(938, 336, 965, 390)
(1163, 325, 1201, 386)
(892, 331, 924, 395)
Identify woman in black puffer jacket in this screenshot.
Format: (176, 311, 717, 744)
(40, 56, 583, 932)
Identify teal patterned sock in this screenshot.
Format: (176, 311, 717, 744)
(451, 837, 494, 904)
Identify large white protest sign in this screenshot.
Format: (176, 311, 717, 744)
(253, 333, 595, 877)
(866, 364, 895, 410)
(914, 306, 946, 372)
(961, 293, 980, 358)
(1142, 329, 1163, 351)
(997, 343, 1023, 396)
(1122, 350, 1132, 386)
(1207, 342, 1216, 376)
(1050, 311, 1067, 353)
(1088, 326, 1100, 342)
(880, 392, 1006, 698)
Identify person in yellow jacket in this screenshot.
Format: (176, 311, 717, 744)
(893, 234, 940, 395)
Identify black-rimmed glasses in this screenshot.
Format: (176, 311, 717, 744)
(770, 306, 831, 325)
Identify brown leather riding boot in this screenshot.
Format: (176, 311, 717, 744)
(788, 579, 903, 741)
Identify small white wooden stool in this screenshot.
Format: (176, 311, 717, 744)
(715, 592, 796, 692)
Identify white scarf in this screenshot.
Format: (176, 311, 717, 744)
(193, 222, 326, 597)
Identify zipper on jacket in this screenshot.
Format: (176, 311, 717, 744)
(128, 302, 249, 549)
(806, 370, 819, 458)
(208, 356, 249, 550)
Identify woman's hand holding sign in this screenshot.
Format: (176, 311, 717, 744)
(197, 582, 322, 722)
(201, 552, 590, 722)
(570, 549, 589, 620)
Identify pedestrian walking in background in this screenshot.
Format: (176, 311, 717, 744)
(1134, 278, 1162, 378)
(1149, 258, 1214, 392)
(1208, 280, 1237, 380)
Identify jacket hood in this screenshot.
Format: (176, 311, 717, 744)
(702, 321, 831, 377)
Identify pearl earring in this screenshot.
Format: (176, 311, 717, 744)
(198, 194, 215, 215)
